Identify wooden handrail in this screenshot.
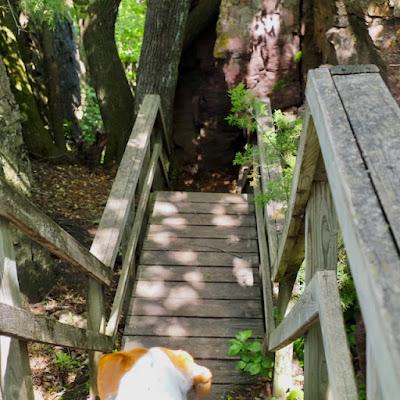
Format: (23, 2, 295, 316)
(255, 65, 400, 399)
(0, 179, 112, 286)
(0, 94, 171, 399)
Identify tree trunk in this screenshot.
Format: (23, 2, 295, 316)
(41, 25, 68, 152)
(81, 0, 135, 163)
(184, 0, 220, 50)
(0, 1, 62, 159)
(135, 0, 191, 135)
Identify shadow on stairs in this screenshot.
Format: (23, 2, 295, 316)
(122, 191, 265, 399)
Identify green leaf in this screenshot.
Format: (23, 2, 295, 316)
(247, 341, 262, 353)
(228, 342, 242, 356)
(262, 358, 274, 369)
(236, 360, 247, 371)
(248, 363, 261, 375)
(236, 330, 252, 342)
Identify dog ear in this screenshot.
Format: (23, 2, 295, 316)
(97, 348, 148, 400)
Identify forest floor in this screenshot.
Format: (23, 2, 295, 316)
(26, 160, 273, 399)
(29, 161, 117, 400)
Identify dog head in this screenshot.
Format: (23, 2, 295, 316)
(97, 347, 212, 400)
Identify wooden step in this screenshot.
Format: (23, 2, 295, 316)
(134, 281, 261, 300)
(124, 316, 264, 338)
(140, 251, 259, 267)
(129, 298, 263, 318)
(136, 265, 259, 284)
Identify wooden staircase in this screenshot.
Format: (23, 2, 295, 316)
(123, 191, 265, 399)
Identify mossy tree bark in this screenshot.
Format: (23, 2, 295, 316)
(135, 0, 192, 135)
(0, 1, 63, 159)
(81, 0, 135, 164)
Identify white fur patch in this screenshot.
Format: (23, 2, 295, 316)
(115, 348, 193, 400)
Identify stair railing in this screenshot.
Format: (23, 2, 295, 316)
(254, 65, 400, 399)
(0, 94, 171, 399)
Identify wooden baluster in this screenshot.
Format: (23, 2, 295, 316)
(303, 181, 337, 400)
(367, 335, 384, 399)
(0, 219, 34, 400)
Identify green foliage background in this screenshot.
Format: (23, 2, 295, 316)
(115, 0, 146, 86)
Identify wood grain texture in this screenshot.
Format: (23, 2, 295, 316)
(90, 94, 160, 268)
(125, 316, 265, 338)
(307, 67, 400, 398)
(303, 182, 337, 400)
(0, 179, 111, 286)
(150, 213, 256, 227)
(0, 219, 34, 400)
(123, 336, 239, 359)
(153, 201, 254, 215)
(0, 302, 113, 352)
(156, 191, 252, 204)
(143, 237, 258, 253)
(106, 144, 161, 337)
(317, 271, 358, 399)
(136, 265, 259, 284)
(140, 251, 259, 267)
(129, 298, 263, 318)
(333, 72, 400, 250)
(253, 162, 274, 336)
(147, 224, 257, 239)
(134, 281, 261, 300)
(272, 110, 320, 281)
(255, 97, 285, 269)
(268, 275, 319, 352)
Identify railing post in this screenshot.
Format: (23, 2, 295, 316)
(0, 219, 34, 400)
(303, 180, 338, 399)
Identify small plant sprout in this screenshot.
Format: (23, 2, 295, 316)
(228, 330, 274, 378)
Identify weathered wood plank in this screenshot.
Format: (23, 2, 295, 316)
(134, 281, 261, 300)
(143, 237, 258, 253)
(0, 219, 34, 400)
(268, 275, 319, 352)
(147, 224, 257, 239)
(153, 201, 254, 216)
(329, 64, 379, 75)
(140, 251, 259, 267)
(90, 94, 160, 268)
(303, 182, 337, 400)
(307, 67, 400, 399)
(333, 72, 400, 250)
(0, 179, 111, 286)
(367, 336, 384, 399)
(123, 336, 238, 360)
(124, 316, 264, 338)
(136, 265, 259, 284)
(253, 161, 274, 336)
(0, 303, 113, 352)
(199, 360, 258, 384)
(255, 97, 285, 269)
(210, 384, 259, 399)
(156, 191, 252, 204)
(272, 110, 320, 281)
(317, 271, 358, 399)
(150, 213, 256, 227)
(129, 298, 263, 318)
(106, 144, 161, 337)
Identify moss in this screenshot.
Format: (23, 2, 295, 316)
(214, 32, 231, 58)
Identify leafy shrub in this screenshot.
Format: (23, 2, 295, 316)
(54, 351, 80, 373)
(228, 330, 274, 378)
(115, 0, 146, 86)
(79, 83, 103, 145)
(227, 83, 302, 204)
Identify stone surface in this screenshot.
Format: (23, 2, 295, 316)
(0, 56, 57, 302)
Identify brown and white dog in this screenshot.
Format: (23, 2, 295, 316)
(97, 347, 212, 400)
